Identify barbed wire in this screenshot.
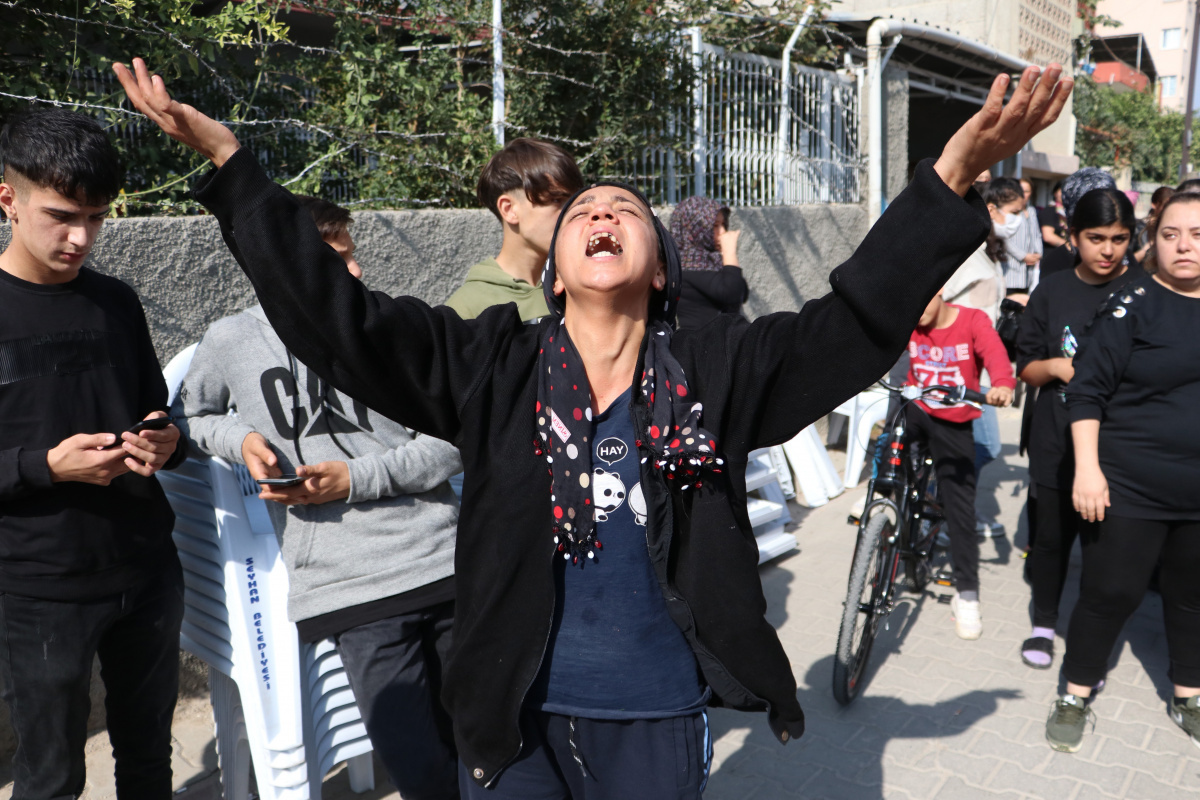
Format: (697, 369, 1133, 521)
(0, 89, 140, 118)
(2, 3, 856, 209)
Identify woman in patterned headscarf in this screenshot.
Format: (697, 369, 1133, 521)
(669, 196, 749, 330)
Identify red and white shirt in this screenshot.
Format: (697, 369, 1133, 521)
(906, 304, 1016, 423)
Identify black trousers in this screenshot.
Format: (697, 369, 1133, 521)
(1063, 514, 1200, 687)
(907, 406, 980, 594)
(460, 709, 711, 800)
(334, 600, 459, 800)
(1028, 484, 1096, 628)
(0, 560, 184, 800)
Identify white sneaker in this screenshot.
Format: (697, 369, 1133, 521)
(975, 515, 1004, 537)
(951, 594, 983, 640)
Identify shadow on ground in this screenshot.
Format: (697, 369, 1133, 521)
(706, 654, 1017, 799)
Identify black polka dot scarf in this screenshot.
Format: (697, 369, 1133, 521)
(535, 182, 724, 564)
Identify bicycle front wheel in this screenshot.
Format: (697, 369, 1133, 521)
(833, 511, 896, 705)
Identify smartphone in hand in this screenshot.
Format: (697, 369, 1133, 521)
(255, 475, 306, 487)
(103, 416, 175, 449)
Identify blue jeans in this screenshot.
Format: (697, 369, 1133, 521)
(973, 399, 1001, 475)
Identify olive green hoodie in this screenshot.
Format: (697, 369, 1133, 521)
(444, 257, 550, 322)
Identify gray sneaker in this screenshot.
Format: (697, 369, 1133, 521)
(1169, 696, 1200, 750)
(1046, 694, 1095, 753)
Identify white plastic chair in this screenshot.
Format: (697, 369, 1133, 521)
(780, 425, 845, 507)
(159, 346, 375, 798)
(163, 343, 198, 407)
(745, 448, 797, 563)
(829, 386, 892, 487)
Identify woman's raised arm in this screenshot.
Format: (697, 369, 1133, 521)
(113, 58, 508, 443)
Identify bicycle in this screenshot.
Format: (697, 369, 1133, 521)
(832, 381, 987, 705)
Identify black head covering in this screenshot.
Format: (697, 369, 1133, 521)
(541, 181, 682, 327)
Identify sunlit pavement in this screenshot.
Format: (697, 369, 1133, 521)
(705, 407, 1199, 799)
(5, 409, 1196, 800)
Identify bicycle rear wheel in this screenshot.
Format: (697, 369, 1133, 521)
(833, 512, 896, 705)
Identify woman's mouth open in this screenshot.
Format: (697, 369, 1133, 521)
(585, 231, 623, 259)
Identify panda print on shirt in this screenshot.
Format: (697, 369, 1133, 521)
(590, 472, 647, 526)
(592, 468, 626, 522)
(592, 430, 644, 527)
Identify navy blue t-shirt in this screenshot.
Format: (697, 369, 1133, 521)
(528, 387, 708, 719)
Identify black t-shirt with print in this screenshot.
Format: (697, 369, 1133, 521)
(527, 386, 707, 719)
(1015, 265, 1141, 489)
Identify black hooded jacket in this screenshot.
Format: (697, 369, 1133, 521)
(193, 149, 988, 786)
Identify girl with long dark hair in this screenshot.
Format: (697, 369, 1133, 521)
(1014, 188, 1140, 672)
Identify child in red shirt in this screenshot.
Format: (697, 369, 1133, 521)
(905, 290, 1015, 640)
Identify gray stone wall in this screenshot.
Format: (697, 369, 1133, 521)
(1, 202, 868, 365)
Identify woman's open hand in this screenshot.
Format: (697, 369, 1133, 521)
(934, 65, 1073, 196)
(1073, 464, 1110, 523)
(113, 58, 241, 167)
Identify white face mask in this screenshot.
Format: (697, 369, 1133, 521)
(993, 212, 1022, 238)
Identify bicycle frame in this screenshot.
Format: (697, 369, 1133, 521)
(834, 381, 979, 704)
(856, 409, 939, 619)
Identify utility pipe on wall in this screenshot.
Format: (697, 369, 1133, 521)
(492, 0, 504, 146)
(776, 5, 817, 204)
(691, 27, 707, 195)
(859, 16, 1030, 224)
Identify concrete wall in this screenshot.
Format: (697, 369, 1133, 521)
(885, 66, 912, 205)
(1, 203, 869, 365)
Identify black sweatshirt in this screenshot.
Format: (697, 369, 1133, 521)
(676, 266, 749, 330)
(1067, 274, 1200, 519)
(1015, 265, 1140, 489)
(193, 149, 988, 786)
(0, 266, 182, 600)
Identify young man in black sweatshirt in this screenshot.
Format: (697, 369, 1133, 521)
(0, 109, 186, 798)
(115, 58, 1071, 797)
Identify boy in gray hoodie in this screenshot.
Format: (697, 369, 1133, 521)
(173, 197, 461, 800)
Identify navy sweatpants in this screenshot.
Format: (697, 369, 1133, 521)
(461, 709, 712, 800)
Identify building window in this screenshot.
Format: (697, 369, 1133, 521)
(1163, 75, 1178, 97)
(1163, 28, 1183, 49)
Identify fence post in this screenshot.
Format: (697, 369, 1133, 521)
(776, 7, 815, 204)
(690, 27, 706, 196)
(819, 76, 832, 203)
(492, 0, 504, 146)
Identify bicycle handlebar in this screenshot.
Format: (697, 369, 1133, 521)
(877, 380, 989, 406)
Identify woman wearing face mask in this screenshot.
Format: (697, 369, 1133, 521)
(669, 196, 749, 331)
(1013, 188, 1141, 673)
(1045, 191, 1200, 753)
(986, 177, 1042, 302)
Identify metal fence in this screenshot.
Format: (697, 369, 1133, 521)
(626, 34, 864, 207)
(59, 37, 863, 210)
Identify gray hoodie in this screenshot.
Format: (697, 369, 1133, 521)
(172, 306, 460, 622)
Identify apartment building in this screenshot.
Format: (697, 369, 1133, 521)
(1097, 0, 1196, 111)
(833, 0, 1078, 200)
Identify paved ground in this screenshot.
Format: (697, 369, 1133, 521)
(6, 407, 1197, 798)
